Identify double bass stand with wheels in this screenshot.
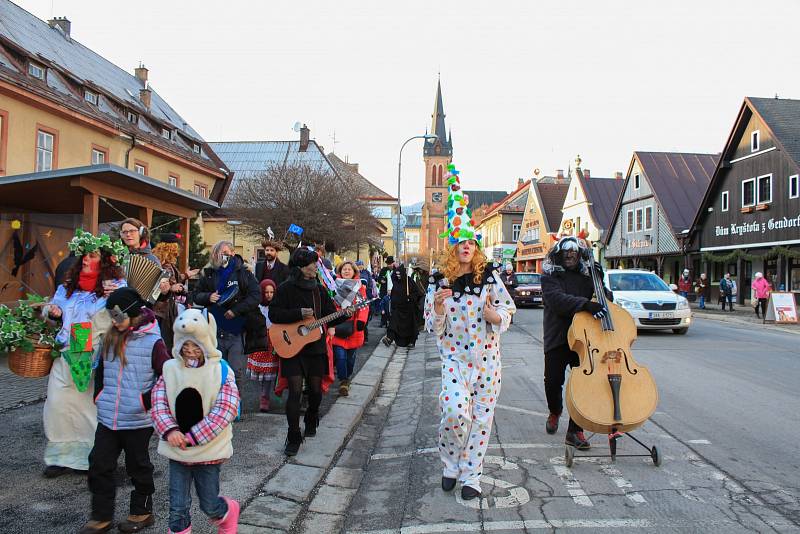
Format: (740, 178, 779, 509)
(564, 427, 661, 468)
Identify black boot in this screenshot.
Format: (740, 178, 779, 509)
(441, 476, 457, 492)
(461, 485, 481, 500)
(304, 412, 319, 438)
(284, 429, 303, 456)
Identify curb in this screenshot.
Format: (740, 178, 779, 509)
(691, 311, 800, 335)
(238, 342, 398, 532)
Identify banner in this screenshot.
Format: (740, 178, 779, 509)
(764, 292, 798, 323)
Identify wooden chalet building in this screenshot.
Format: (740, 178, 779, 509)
(604, 152, 717, 285)
(691, 97, 800, 303)
(515, 171, 570, 273)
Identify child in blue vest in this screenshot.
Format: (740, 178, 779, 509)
(81, 287, 171, 534)
(151, 308, 240, 534)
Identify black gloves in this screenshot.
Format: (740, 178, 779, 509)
(583, 300, 607, 319)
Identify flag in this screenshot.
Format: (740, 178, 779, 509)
(288, 223, 304, 236)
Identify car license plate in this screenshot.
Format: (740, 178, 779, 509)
(648, 312, 674, 319)
(533, 297, 542, 302)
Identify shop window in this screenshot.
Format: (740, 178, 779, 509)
(721, 191, 729, 212)
(757, 174, 772, 204)
(741, 178, 755, 207)
(789, 175, 799, 199)
(790, 258, 800, 292)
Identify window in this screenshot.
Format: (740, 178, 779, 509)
(193, 143, 201, 154)
(576, 217, 581, 233)
(757, 174, 772, 204)
(741, 178, 755, 207)
(633, 174, 640, 190)
(161, 128, 171, 140)
(35, 127, 56, 171)
(91, 148, 106, 165)
(28, 62, 45, 80)
(133, 160, 148, 175)
(193, 183, 208, 198)
(84, 90, 98, 105)
(512, 223, 521, 242)
(721, 191, 729, 212)
(127, 111, 138, 124)
(644, 207, 653, 231)
(751, 130, 760, 152)
(0, 109, 8, 175)
(790, 175, 799, 199)
(521, 227, 539, 244)
(626, 210, 634, 233)
(573, 187, 577, 200)
(635, 208, 643, 231)
(168, 174, 179, 187)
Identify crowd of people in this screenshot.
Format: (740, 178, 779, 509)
(677, 267, 774, 317)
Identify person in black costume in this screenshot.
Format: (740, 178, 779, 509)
(541, 236, 610, 450)
(268, 248, 350, 456)
(382, 264, 424, 348)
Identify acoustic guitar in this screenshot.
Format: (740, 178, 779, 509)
(270, 298, 377, 359)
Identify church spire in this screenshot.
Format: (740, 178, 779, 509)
(424, 78, 453, 157)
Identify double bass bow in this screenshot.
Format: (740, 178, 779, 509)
(565, 252, 658, 435)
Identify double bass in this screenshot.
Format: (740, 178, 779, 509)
(565, 252, 658, 435)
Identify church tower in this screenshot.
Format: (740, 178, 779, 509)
(421, 78, 453, 255)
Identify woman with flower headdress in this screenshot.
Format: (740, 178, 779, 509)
(41, 230, 127, 478)
(424, 164, 517, 501)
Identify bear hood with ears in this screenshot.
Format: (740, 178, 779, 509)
(171, 308, 223, 364)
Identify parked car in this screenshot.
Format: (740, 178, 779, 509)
(604, 269, 691, 334)
(512, 272, 543, 307)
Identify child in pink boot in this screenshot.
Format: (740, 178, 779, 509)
(151, 309, 240, 533)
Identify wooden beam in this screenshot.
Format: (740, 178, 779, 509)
(179, 217, 190, 273)
(82, 192, 99, 235)
(139, 207, 153, 228)
(70, 176, 196, 218)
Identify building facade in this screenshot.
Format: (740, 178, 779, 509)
(515, 171, 570, 272)
(691, 97, 800, 302)
(604, 151, 717, 285)
(476, 180, 528, 265)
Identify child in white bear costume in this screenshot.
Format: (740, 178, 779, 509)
(151, 309, 240, 534)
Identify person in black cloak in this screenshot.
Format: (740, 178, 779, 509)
(382, 264, 424, 348)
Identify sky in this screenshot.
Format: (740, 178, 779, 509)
(15, 0, 800, 204)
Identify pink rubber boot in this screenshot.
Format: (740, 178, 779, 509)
(212, 497, 239, 534)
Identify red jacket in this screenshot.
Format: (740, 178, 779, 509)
(677, 276, 692, 293)
(331, 285, 369, 350)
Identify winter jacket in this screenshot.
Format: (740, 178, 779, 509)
(378, 267, 392, 298)
(719, 278, 734, 296)
(359, 270, 376, 299)
(269, 274, 344, 356)
(192, 255, 262, 335)
(696, 277, 711, 298)
(752, 278, 771, 299)
(94, 308, 171, 430)
(541, 268, 611, 353)
(256, 258, 289, 287)
(677, 276, 692, 293)
(332, 284, 369, 350)
(500, 272, 518, 291)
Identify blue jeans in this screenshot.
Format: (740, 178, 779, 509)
(168, 461, 227, 532)
(699, 295, 706, 308)
(333, 345, 357, 381)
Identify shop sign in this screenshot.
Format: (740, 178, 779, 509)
(715, 214, 800, 237)
(629, 239, 651, 249)
(520, 244, 544, 257)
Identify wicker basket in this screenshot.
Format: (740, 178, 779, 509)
(8, 343, 54, 378)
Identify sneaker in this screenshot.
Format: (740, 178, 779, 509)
(259, 394, 270, 413)
(285, 429, 304, 456)
(381, 335, 392, 347)
(461, 485, 481, 500)
(78, 520, 113, 534)
(441, 476, 457, 492)
(565, 431, 591, 450)
(118, 514, 155, 533)
(339, 380, 350, 397)
(545, 413, 560, 435)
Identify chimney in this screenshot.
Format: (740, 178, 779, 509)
(615, 171, 623, 180)
(517, 177, 524, 188)
(139, 85, 151, 110)
(134, 63, 148, 85)
(48, 17, 71, 37)
(299, 124, 310, 152)
(347, 162, 359, 173)
(584, 169, 590, 179)
(556, 169, 564, 181)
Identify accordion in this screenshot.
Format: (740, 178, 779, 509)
(125, 254, 168, 303)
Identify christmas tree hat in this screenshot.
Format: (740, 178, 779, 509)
(439, 163, 482, 247)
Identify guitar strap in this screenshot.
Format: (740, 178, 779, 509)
(312, 286, 321, 319)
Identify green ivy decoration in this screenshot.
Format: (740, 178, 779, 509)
(67, 229, 128, 262)
(0, 295, 59, 355)
(702, 246, 800, 263)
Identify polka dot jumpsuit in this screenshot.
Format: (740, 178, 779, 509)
(424, 263, 516, 492)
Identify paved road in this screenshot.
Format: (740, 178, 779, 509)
(342, 307, 800, 533)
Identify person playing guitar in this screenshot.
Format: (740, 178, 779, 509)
(268, 248, 351, 456)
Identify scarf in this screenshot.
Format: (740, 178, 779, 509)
(77, 265, 100, 292)
(334, 278, 363, 308)
(216, 261, 236, 294)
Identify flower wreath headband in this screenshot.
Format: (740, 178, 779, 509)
(67, 229, 129, 263)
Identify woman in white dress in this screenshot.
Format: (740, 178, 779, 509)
(41, 230, 126, 477)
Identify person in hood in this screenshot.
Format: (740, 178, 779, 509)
(382, 264, 424, 348)
(192, 240, 261, 386)
(540, 236, 611, 451)
(81, 287, 170, 534)
(246, 279, 279, 412)
(151, 308, 240, 534)
(269, 248, 350, 456)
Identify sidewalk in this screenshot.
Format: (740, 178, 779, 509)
(689, 302, 800, 335)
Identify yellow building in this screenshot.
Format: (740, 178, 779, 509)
(0, 3, 228, 276)
(475, 180, 529, 265)
(515, 171, 570, 272)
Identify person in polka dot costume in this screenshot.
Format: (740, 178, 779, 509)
(424, 239, 516, 501)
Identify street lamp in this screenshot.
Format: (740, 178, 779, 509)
(226, 220, 242, 248)
(397, 134, 438, 262)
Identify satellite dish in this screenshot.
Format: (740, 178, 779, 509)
(292, 122, 302, 132)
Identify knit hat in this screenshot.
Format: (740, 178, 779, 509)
(105, 287, 146, 322)
(289, 248, 318, 268)
(172, 308, 222, 362)
(439, 163, 482, 246)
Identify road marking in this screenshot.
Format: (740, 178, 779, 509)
(455, 474, 531, 509)
(370, 442, 561, 460)
(348, 518, 651, 534)
(552, 465, 594, 507)
(687, 439, 711, 444)
(599, 464, 647, 504)
(495, 403, 549, 417)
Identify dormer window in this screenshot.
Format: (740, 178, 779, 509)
(127, 111, 138, 124)
(193, 143, 201, 154)
(28, 62, 45, 80)
(161, 128, 171, 140)
(633, 174, 641, 190)
(751, 130, 760, 152)
(84, 90, 98, 105)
